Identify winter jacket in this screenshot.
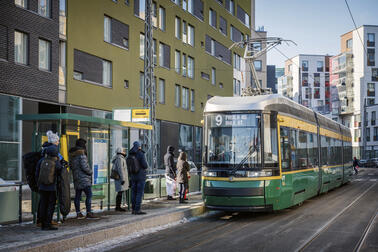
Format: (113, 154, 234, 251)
(164, 146, 176, 179)
(128, 145, 148, 181)
(112, 153, 129, 192)
(176, 152, 190, 184)
(69, 147, 92, 190)
(35, 145, 62, 191)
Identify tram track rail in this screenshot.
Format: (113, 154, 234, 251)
(295, 182, 377, 252)
(354, 206, 378, 252)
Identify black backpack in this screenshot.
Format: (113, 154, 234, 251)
(22, 152, 41, 192)
(38, 155, 57, 185)
(126, 154, 140, 174)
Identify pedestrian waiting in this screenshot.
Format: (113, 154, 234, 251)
(176, 151, 190, 204)
(127, 141, 148, 215)
(69, 138, 97, 219)
(111, 147, 129, 212)
(164, 145, 176, 200)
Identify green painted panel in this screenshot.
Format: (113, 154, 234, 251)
(204, 195, 265, 207)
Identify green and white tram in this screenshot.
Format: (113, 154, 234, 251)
(202, 94, 353, 211)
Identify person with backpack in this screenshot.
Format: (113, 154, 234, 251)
(164, 146, 176, 200)
(176, 151, 190, 204)
(35, 144, 62, 230)
(111, 147, 129, 212)
(127, 141, 148, 215)
(353, 157, 359, 175)
(69, 139, 97, 219)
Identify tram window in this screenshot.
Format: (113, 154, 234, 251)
(297, 130, 308, 170)
(290, 129, 299, 170)
(280, 127, 291, 171)
(263, 114, 278, 170)
(308, 133, 319, 167)
(336, 139, 342, 165)
(329, 138, 336, 165)
(321, 136, 329, 166)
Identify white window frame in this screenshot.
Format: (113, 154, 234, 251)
(190, 89, 195, 111)
(159, 6, 166, 31)
(175, 17, 181, 39)
(188, 0, 193, 14)
(182, 87, 189, 110)
(182, 54, 187, 76)
(254, 60, 262, 71)
(175, 84, 181, 107)
(139, 72, 144, 98)
(14, 31, 28, 65)
(182, 20, 187, 44)
(188, 56, 194, 79)
(209, 9, 216, 27)
(15, 0, 27, 8)
(211, 39, 215, 56)
(59, 41, 66, 85)
(175, 50, 181, 74)
(211, 67, 216, 85)
(188, 24, 194, 46)
(102, 60, 112, 87)
(159, 79, 165, 104)
(104, 16, 111, 43)
(140, 33, 145, 59)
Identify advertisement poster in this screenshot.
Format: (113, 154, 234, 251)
(92, 138, 108, 185)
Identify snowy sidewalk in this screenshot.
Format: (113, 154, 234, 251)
(0, 194, 205, 252)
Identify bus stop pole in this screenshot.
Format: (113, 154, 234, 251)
(107, 126, 111, 211)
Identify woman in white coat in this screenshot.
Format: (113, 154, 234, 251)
(112, 147, 129, 211)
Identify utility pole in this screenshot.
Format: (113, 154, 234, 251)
(143, 0, 157, 173)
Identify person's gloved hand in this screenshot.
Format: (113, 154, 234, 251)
(121, 181, 125, 185)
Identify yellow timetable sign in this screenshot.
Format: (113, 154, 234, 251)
(132, 109, 150, 122)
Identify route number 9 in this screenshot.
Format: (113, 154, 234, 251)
(215, 114, 222, 126)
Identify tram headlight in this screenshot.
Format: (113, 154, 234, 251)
(246, 170, 272, 177)
(203, 171, 217, 177)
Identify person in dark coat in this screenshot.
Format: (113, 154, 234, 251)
(176, 151, 190, 204)
(353, 157, 359, 175)
(69, 138, 96, 219)
(164, 145, 176, 200)
(35, 145, 62, 230)
(128, 141, 148, 215)
(112, 147, 129, 211)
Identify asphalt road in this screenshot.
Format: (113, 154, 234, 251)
(107, 168, 378, 252)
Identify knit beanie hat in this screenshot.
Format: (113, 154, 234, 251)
(76, 138, 87, 148)
(47, 130, 59, 144)
(116, 147, 125, 154)
(133, 141, 141, 149)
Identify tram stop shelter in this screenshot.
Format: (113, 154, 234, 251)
(16, 113, 152, 223)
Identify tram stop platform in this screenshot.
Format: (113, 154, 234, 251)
(0, 193, 205, 252)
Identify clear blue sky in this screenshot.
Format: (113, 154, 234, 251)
(255, 0, 378, 68)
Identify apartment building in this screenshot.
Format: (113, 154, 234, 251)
(330, 25, 378, 158)
(280, 54, 331, 114)
(0, 0, 252, 183)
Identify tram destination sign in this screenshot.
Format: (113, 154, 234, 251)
(210, 114, 257, 127)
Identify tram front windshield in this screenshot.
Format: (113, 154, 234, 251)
(205, 113, 261, 169)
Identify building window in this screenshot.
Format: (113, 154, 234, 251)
(372, 111, 376, 126)
(188, 24, 194, 46)
(209, 9, 216, 28)
(104, 16, 111, 43)
(367, 49, 375, 66)
(367, 128, 371, 141)
(374, 127, 378, 141)
(182, 0, 187, 11)
(314, 88, 320, 99)
(137, 0, 145, 19)
(368, 98, 375, 106)
(302, 60, 308, 72)
(314, 73, 320, 87)
(153, 39, 157, 65)
(188, 0, 193, 14)
(211, 67, 216, 85)
(317, 61, 324, 72)
(159, 6, 166, 31)
(151, 2, 157, 27)
(14, 31, 28, 65)
(367, 33, 375, 47)
(305, 88, 310, 99)
(159, 42, 170, 68)
(254, 60, 262, 71)
(226, 0, 234, 14)
(372, 68, 378, 82)
(175, 17, 181, 39)
(140, 33, 144, 59)
(159, 79, 165, 104)
(368, 83, 375, 96)
(188, 56, 194, 79)
(288, 64, 292, 72)
(175, 84, 180, 107)
(172, 0, 180, 5)
(182, 20, 187, 43)
(190, 89, 195, 111)
(210, 39, 215, 56)
(234, 53, 241, 71)
(182, 87, 189, 110)
(15, 0, 27, 8)
(38, 0, 50, 18)
(175, 50, 180, 74)
(102, 60, 112, 87)
(182, 53, 187, 76)
(39, 39, 50, 71)
(59, 41, 66, 85)
(201, 72, 209, 80)
(124, 80, 129, 88)
(346, 39, 352, 49)
(139, 72, 144, 98)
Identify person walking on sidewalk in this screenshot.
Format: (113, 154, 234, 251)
(176, 151, 190, 204)
(128, 141, 148, 215)
(164, 145, 176, 200)
(35, 144, 62, 230)
(112, 147, 129, 212)
(69, 139, 97, 219)
(353, 157, 359, 175)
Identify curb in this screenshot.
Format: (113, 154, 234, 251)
(19, 204, 206, 252)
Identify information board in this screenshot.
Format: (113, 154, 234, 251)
(92, 138, 108, 185)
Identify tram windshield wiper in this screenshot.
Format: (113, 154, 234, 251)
(230, 144, 259, 175)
